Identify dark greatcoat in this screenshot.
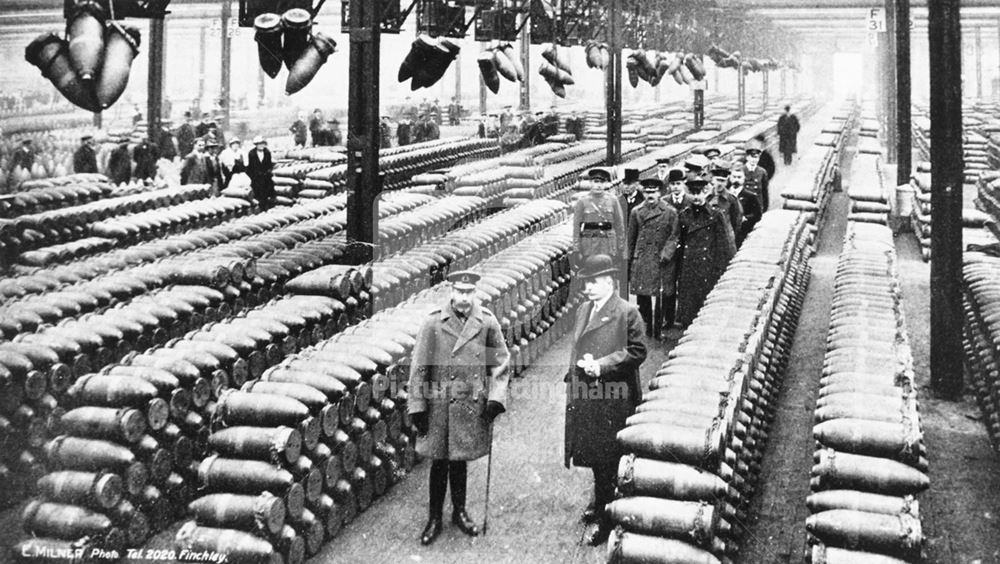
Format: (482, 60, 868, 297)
(564, 295, 646, 468)
(676, 203, 737, 326)
(744, 166, 770, 212)
(72, 144, 97, 174)
(132, 141, 159, 180)
(106, 145, 131, 185)
(627, 200, 679, 297)
(777, 113, 800, 156)
(247, 148, 276, 206)
(179, 152, 210, 185)
(397, 121, 411, 146)
(175, 123, 196, 158)
(290, 119, 308, 146)
(735, 187, 763, 247)
(407, 300, 510, 461)
(707, 189, 744, 241)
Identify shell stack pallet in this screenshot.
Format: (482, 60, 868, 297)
(606, 209, 815, 564)
(805, 222, 928, 564)
(961, 250, 1000, 453)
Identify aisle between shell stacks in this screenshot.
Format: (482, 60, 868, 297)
(307, 329, 675, 564)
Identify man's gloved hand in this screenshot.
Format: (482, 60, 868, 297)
(484, 401, 505, 423)
(411, 411, 429, 435)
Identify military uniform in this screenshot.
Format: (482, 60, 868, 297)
(408, 271, 510, 545)
(676, 203, 737, 327)
(573, 191, 626, 264)
(407, 300, 510, 460)
(627, 197, 679, 337)
(744, 165, 769, 212)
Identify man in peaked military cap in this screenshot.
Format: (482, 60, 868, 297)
(743, 147, 770, 212)
(565, 254, 647, 546)
(408, 270, 510, 546)
(627, 178, 680, 339)
(707, 164, 744, 239)
(573, 168, 626, 288)
(675, 178, 737, 327)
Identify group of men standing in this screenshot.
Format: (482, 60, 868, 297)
(572, 145, 771, 340)
(66, 135, 163, 184)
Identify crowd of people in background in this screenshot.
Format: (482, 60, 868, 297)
(0, 90, 64, 114)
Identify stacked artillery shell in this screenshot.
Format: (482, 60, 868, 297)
(371, 199, 570, 315)
(273, 137, 499, 198)
(805, 222, 928, 562)
(2, 183, 215, 260)
(609, 209, 818, 564)
(909, 133, 993, 262)
(847, 153, 891, 226)
(961, 251, 1000, 451)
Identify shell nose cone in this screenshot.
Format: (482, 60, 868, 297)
(67, 1, 108, 82)
(96, 23, 142, 109)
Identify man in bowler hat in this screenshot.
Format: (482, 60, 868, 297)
(565, 255, 647, 546)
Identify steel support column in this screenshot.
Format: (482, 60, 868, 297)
(345, 0, 381, 265)
(928, 0, 964, 399)
(198, 26, 206, 112)
(605, 0, 622, 166)
(479, 42, 488, 115)
(737, 63, 746, 116)
(147, 18, 165, 141)
(519, 15, 530, 112)
(762, 70, 769, 111)
(896, 0, 912, 185)
(885, 0, 898, 164)
(220, 0, 232, 130)
(454, 50, 462, 108)
(693, 88, 704, 129)
(257, 65, 266, 108)
(976, 26, 983, 98)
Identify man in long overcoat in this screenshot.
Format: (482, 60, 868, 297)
(179, 137, 209, 185)
(565, 254, 647, 546)
(175, 112, 196, 160)
(707, 165, 744, 239)
(777, 105, 800, 165)
(408, 270, 510, 545)
(72, 135, 98, 173)
(106, 142, 131, 185)
(676, 179, 737, 327)
(132, 137, 160, 180)
(627, 179, 679, 339)
(247, 136, 276, 210)
(743, 147, 770, 212)
(661, 168, 690, 327)
(729, 166, 762, 247)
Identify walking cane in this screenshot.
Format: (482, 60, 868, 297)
(483, 421, 494, 535)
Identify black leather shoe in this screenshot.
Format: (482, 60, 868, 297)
(584, 521, 612, 546)
(581, 506, 599, 524)
(420, 516, 442, 545)
(451, 509, 480, 537)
